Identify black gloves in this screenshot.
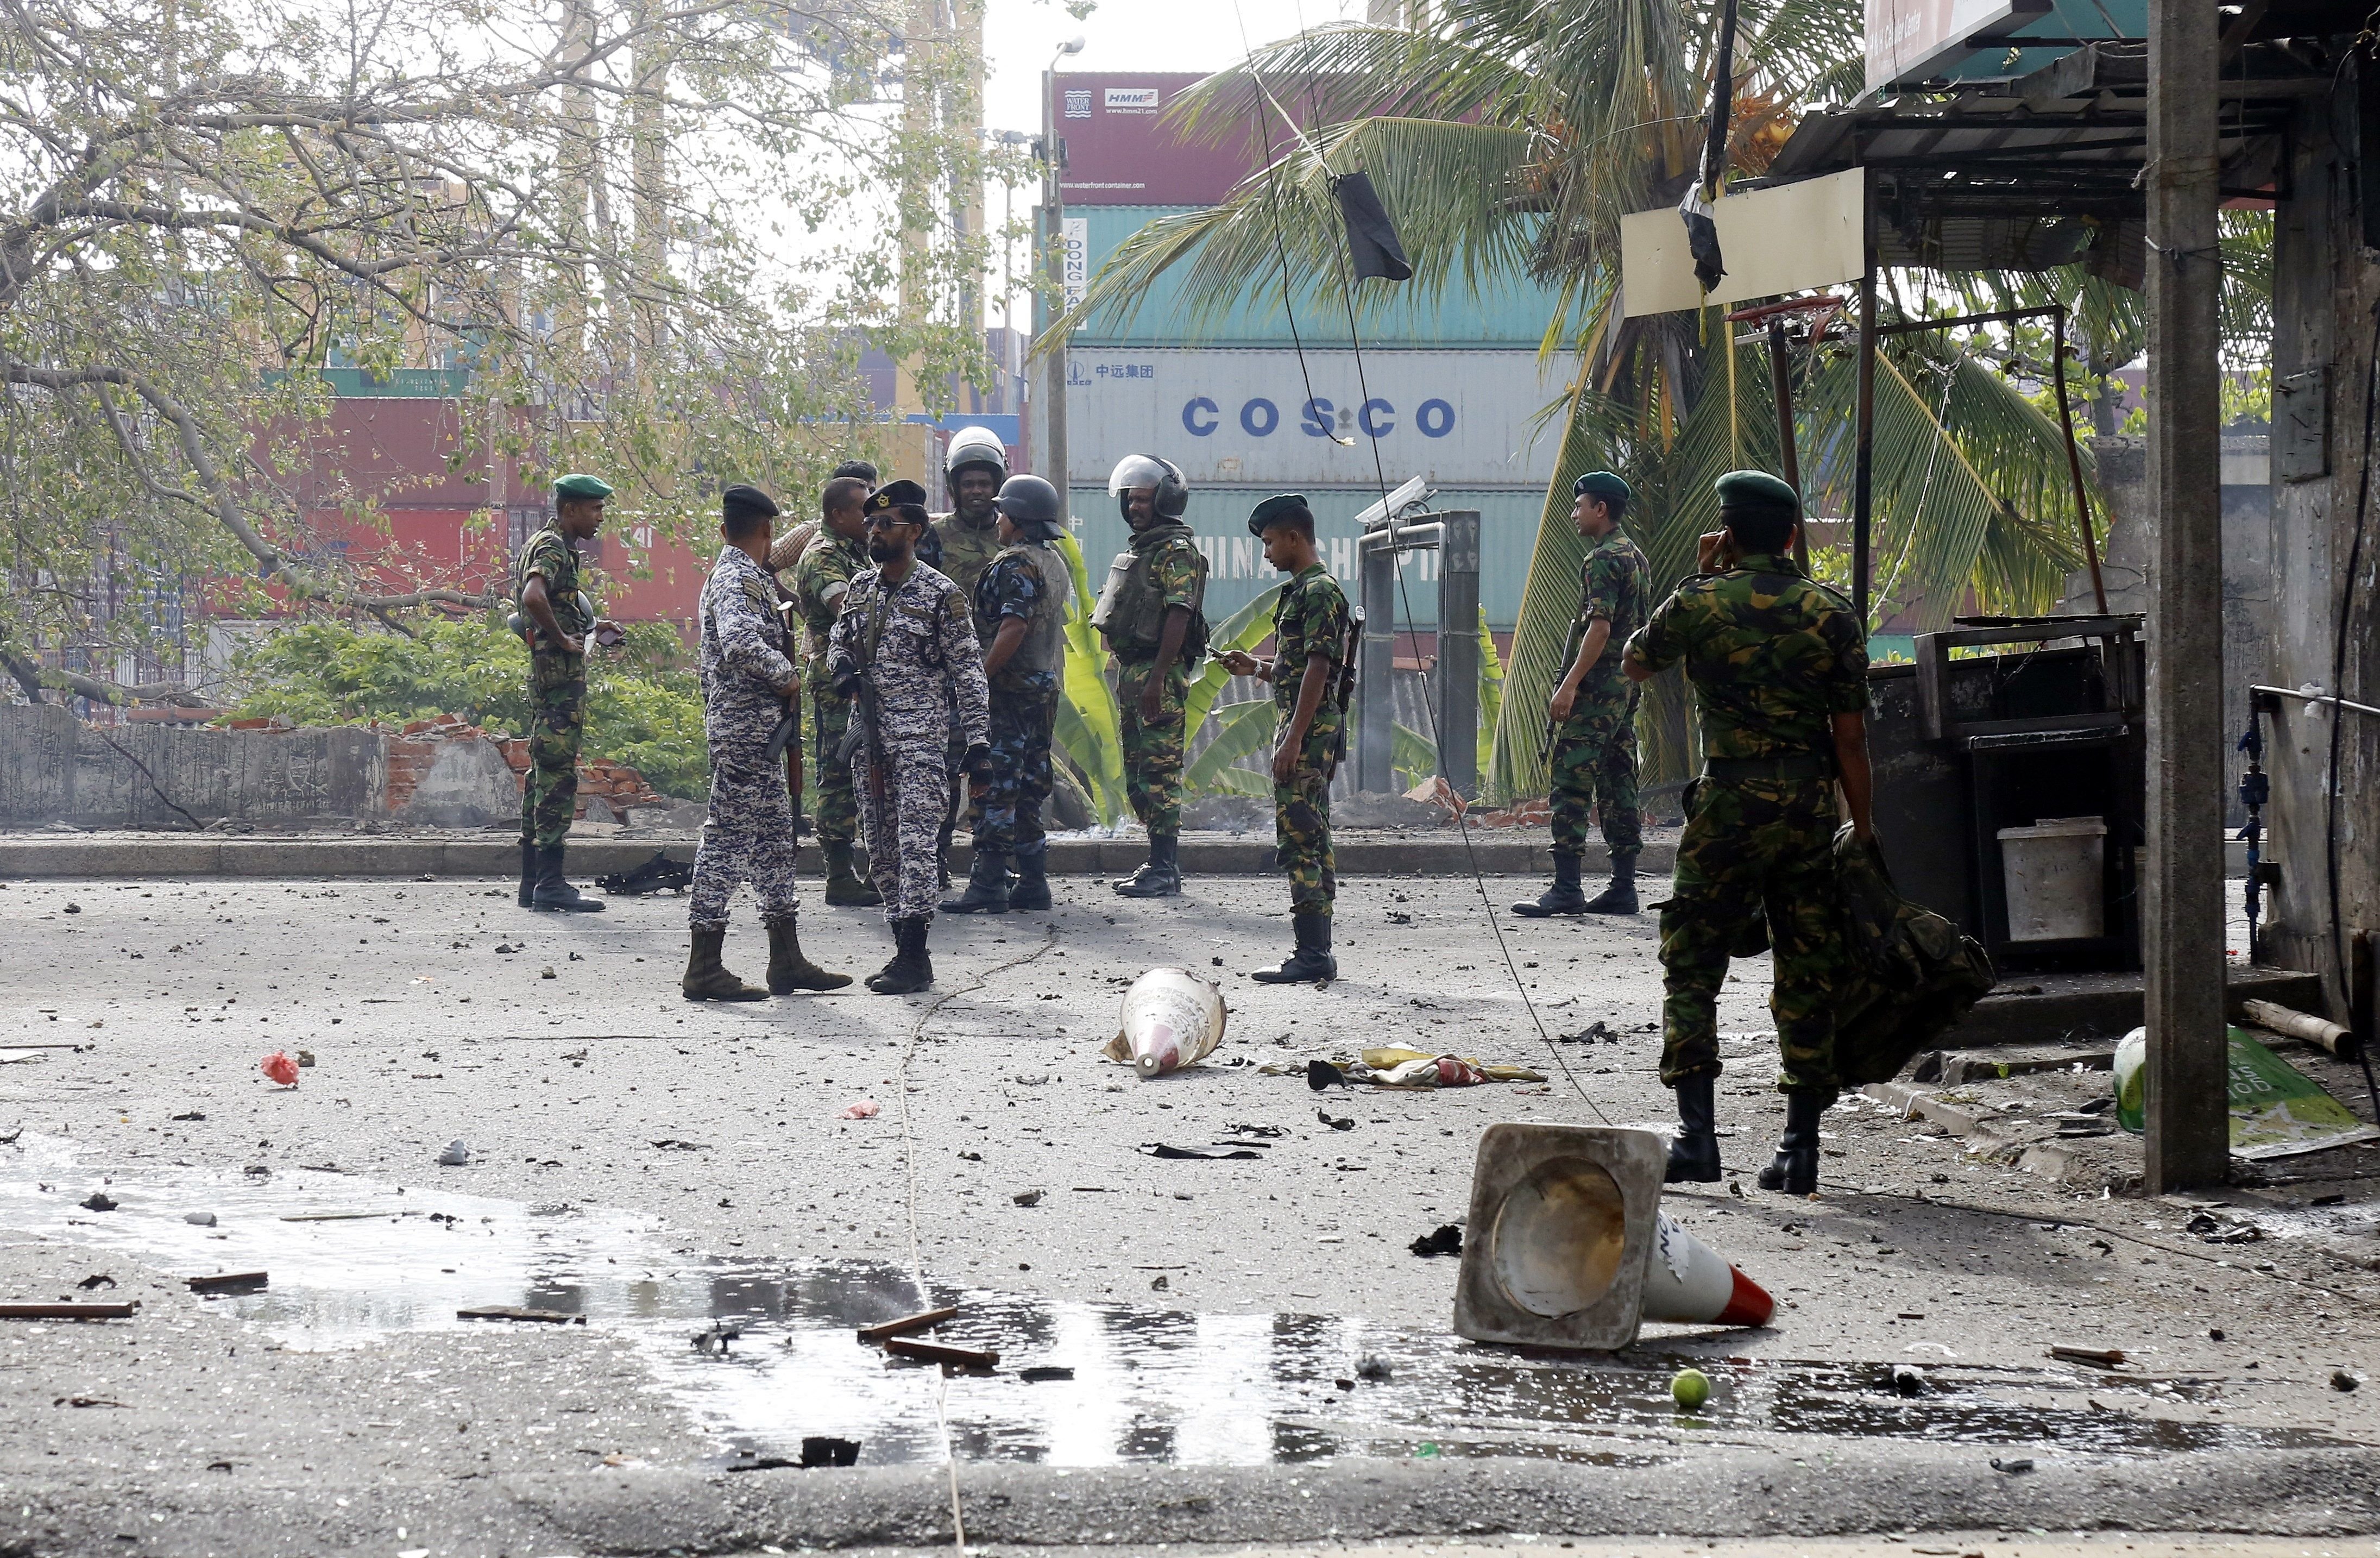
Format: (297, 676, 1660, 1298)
(961, 742, 993, 781)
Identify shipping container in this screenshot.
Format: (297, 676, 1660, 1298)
(1062, 205, 1571, 349)
(1049, 73, 1264, 208)
(1063, 347, 1575, 491)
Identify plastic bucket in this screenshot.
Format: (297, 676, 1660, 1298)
(1995, 815, 2107, 942)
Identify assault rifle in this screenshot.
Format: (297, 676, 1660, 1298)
(1324, 603, 1364, 782)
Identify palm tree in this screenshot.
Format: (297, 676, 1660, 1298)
(1055, 0, 2154, 800)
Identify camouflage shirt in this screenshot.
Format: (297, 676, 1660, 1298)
(1270, 563, 1351, 719)
(1567, 528, 1653, 677)
(973, 545, 1065, 698)
(930, 511, 1005, 610)
(698, 544, 797, 719)
(515, 522, 589, 642)
(790, 529, 868, 686)
(1625, 552, 1869, 762)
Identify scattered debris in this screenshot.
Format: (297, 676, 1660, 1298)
(838, 1101, 879, 1120)
(1018, 1366, 1075, 1383)
(456, 1305, 584, 1324)
(1990, 1456, 2036, 1474)
(1409, 1224, 1463, 1258)
(650, 1140, 710, 1152)
(1141, 1144, 1261, 1160)
(260, 1051, 299, 1087)
(78, 1191, 117, 1212)
(54, 1396, 127, 1408)
(2049, 1345, 2125, 1367)
(1103, 968, 1228, 1079)
(186, 1272, 268, 1294)
(1011, 1189, 1044, 1207)
(596, 851, 695, 896)
(1671, 1368, 1711, 1410)
(541, 966, 557, 979)
(691, 1320, 744, 1354)
(800, 1435, 861, 1467)
(1307, 1059, 1346, 1091)
(884, 1335, 999, 1369)
(855, 1307, 958, 1343)
(1355, 1354, 1392, 1381)
(295, 1050, 316, 1068)
(2333, 1370, 2360, 1392)
(182, 1211, 217, 1227)
(0, 1302, 137, 1320)
(437, 1140, 470, 1166)
(2242, 997, 2363, 1060)
(74, 1273, 115, 1290)
(1559, 1021, 1619, 1045)
(1892, 1365, 1926, 1397)
(1149, 1274, 1169, 1291)
(1319, 1109, 1355, 1131)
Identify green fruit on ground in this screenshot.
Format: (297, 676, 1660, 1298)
(1672, 1367, 1711, 1410)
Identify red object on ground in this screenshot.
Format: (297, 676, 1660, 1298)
(260, 1051, 299, 1087)
(837, 1100, 879, 1120)
(1714, 1267, 1777, 1328)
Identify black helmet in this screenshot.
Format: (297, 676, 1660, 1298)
(1109, 454, 1189, 525)
(993, 473, 1068, 540)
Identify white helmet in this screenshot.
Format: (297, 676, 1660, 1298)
(943, 425, 1010, 482)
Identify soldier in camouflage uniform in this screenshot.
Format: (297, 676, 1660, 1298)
(791, 475, 880, 907)
(1097, 454, 1208, 899)
(679, 486, 851, 1001)
(929, 428, 1011, 883)
(1515, 471, 1653, 918)
(942, 475, 1073, 916)
(827, 481, 992, 995)
(512, 472, 617, 913)
(1623, 469, 1875, 1195)
(1220, 494, 1352, 985)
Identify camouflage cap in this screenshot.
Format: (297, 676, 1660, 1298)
(554, 473, 613, 501)
(1715, 469, 1801, 516)
(1573, 470, 1632, 504)
(1247, 492, 1312, 537)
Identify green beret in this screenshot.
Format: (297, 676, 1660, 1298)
(1715, 469, 1801, 516)
(555, 473, 613, 501)
(1573, 471, 1632, 505)
(1247, 492, 1312, 537)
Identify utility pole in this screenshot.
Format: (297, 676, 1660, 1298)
(2141, 0, 2229, 1191)
(892, 0, 939, 487)
(1034, 39, 1082, 494)
(949, 0, 986, 412)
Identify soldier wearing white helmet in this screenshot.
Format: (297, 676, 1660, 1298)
(929, 425, 1015, 883)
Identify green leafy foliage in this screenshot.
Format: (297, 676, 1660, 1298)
(1050, 533, 1128, 824)
(223, 615, 710, 800)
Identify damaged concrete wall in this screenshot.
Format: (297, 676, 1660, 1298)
(0, 703, 382, 828)
(2261, 66, 2380, 1021)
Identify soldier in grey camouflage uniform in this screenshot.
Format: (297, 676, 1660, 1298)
(683, 486, 851, 1000)
(827, 481, 991, 995)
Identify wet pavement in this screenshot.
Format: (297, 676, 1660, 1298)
(4, 871, 2380, 1551)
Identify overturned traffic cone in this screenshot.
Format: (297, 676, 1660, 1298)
(1101, 968, 1227, 1079)
(1640, 1211, 1774, 1328)
(1453, 1123, 1776, 1350)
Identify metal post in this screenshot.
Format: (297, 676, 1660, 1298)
(2142, 0, 2230, 1192)
(1853, 257, 1877, 632)
(1766, 317, 1810, 575)
(1435, 511, 1482, 799)
(1357, 531, 1396, 794)
(1035, 62, 1073, 496)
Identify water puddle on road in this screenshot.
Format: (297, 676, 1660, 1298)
(0, 1134, 2352, 1468)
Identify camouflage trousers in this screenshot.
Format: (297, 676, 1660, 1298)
(689, 732, 801, 932)
(1273, 709, 1340, 918)
(809, 682, 858, 847)
(1116, 657, 1188, 837)
(1549, 677, 1642, 858)
(1658, 774, 1842, 1096)
(856, 742, 950, 923)
(973, 687, 1055, 855)
(520, 649, 585, 849)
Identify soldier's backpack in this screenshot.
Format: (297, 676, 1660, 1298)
(1828, 826, 1998, 1085)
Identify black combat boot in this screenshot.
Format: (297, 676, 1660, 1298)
(530, 845, 606, 912)
(1252, 912, 1337, 984)
(939, 849, 1010, 914)
(1756, 1090, 1831, 1196)
(765, 915, 850, 994)
(865, 916, 934, 995)
(823, 841, 882, 907)
(1006, 840, 1053, 912)
(681, 928, 765, 1001)
(516, 839, 537, 908)
(1113, 833, 1182, 898)
(1664, 1072, 1723, 1183)
(1511, 853, 1586, 916)
(1582, 851, 1640, 914)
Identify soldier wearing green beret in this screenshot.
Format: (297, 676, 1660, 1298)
(512, 473, 619, 913)
(1515, 470, 1653, 918)
(1219, 494, 1355, 984)
(1623, 469, 1874, 1196)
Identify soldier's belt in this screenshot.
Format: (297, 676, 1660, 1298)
(1702, 752, 1833, 783)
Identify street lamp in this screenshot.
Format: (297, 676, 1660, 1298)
(1036, 35, 1085, 498)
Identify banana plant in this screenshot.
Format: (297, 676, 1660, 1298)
(1050, 533, 1128, 825)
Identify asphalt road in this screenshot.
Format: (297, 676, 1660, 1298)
(3, 865, 2378, 1556)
